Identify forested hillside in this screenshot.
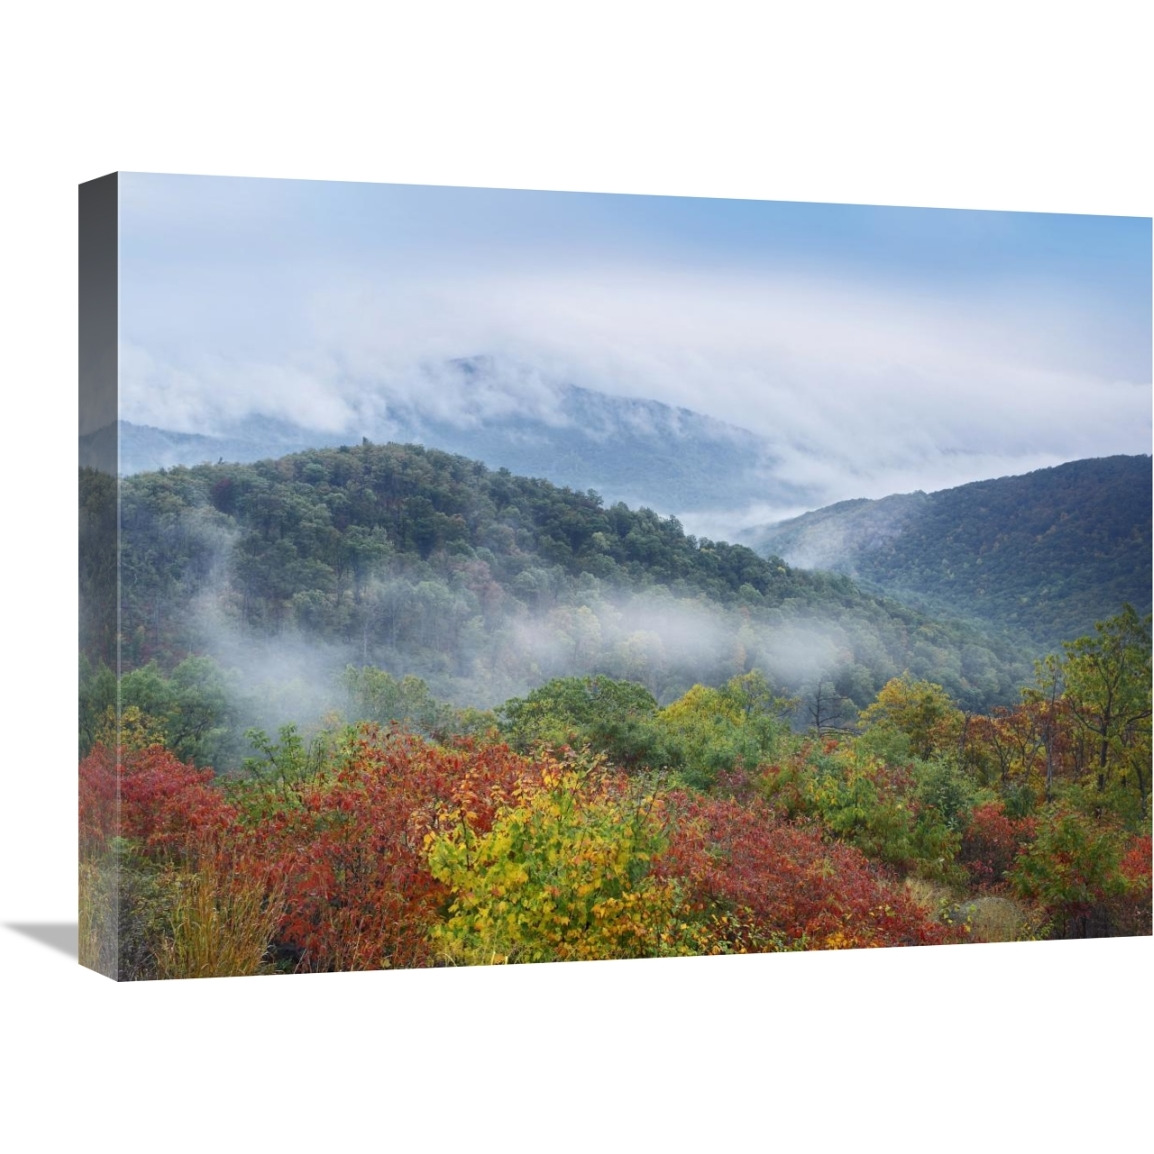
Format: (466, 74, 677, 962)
(741, 455, 1152, 648)
(92, 441, 1035, 732)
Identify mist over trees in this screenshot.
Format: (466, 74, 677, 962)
(80, 173, 1154, 982)
(90, 440, 1038, 744)
(79, 604, 1152, 978)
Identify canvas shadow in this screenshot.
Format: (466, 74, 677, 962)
(6, 923, 78, 960)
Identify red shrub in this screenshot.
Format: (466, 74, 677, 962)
(657, 793, 953, 952)
(79, 742, 236, 859)
(1111, 834, 1152, 936)
(247, 731, 550, 971)
(958, 802, 1037, 891)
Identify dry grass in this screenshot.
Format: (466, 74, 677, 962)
(78, 858, 115, 976)
(903, 876, 954, 915)
(903, 878, 1045, 944)
(957, 895, 1045, 944)
(78, 860, 104, 970)
(155, 855, 285, 980)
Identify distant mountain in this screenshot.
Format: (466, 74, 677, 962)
(739, 455, 1153, 649)
(100, 356, 817, 519)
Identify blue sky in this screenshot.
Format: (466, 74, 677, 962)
(118, 172, 1152, 515)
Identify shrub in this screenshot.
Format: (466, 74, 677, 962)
(657, 794, 955, 952)
(427, 759, 680, 964)
(958, 801, 1037, 890)
(1010, 806, 1130, 938)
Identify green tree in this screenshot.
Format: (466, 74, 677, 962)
(858, 673, 963, 761)
(656, 672, 791, 790)
(1038, 605, 1152, 815)
(342, 666, 456, 737)
(1010, 805, 1129, 937)
(499, 676, 660, 768)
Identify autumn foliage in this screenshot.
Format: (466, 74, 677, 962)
(79, 726, 957, 976)
(79, 740, 279, 978)
(658, 793, 954, 952)
(427, 760, 681, 964)
(80, 741, 236, 858)
(78, 605, 1152, 978)
(958, 802, 1037, 891)
(243, 730, 545, 971)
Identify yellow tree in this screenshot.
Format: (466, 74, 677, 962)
(425, 761, 681, 964)
(1037, 605, 1152, 818)
(858, 674, 963, 761)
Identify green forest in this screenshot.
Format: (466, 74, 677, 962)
(744, 455, 1152, 649)
(82, 442, 1038, 730)
(78, 445, 1153, 978)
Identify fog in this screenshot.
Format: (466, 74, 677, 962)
(119, 266, 1152, 517)
(175, 557, 864, 753)
(117, 176, 1151, 522)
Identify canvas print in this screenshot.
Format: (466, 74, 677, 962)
(79, 173, 1152, 980)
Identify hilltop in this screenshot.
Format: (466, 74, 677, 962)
(740, 455, 1152, 648)
(94, 441, 1037, 719)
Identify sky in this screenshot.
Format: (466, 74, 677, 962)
(118, 172, 1152, 513)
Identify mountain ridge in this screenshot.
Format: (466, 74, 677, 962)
(94, 439, 1042, 720)
(740, 454, 1152, 648)
(105, 356, 817, 521)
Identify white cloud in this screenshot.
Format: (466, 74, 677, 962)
(120, 259, 1151, 511)
(119, 341, 367, 435)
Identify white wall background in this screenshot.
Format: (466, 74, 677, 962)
(1, 3, 1149, 1149)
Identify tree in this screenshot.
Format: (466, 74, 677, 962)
(656, 792, 953, 952)
(722, 669, 797, 724)
(1039, 605, 1152, 814)
(241, 729, 544, 971)
(958, 801, 1037, 890)
(858, 673, 963, 760)
(656, 673, 792, 789)
(806, 680, 850, 735)
(499, 675, 659, 767)
(342, 665, 452, 737)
